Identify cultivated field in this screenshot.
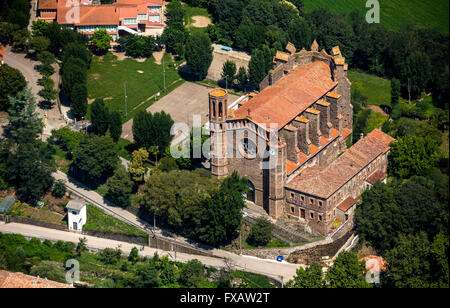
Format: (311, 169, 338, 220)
(304, 0, 449, 33)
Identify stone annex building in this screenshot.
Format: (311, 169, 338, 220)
(208, 41, 395, 236)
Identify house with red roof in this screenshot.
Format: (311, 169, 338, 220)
(36, 0, 165, 41)
(208, 41, 395, 236)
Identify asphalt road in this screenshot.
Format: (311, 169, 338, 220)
(0, 222, 302, 283)
(3, 47, 66, 136)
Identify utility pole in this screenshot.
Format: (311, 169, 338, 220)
(124, 82, 128, 118)
(162, 54, 166, 90)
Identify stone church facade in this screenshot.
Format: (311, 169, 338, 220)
(208, 42, 395, 236)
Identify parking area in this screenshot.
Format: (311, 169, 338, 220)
(121, 82, 239, 141)
(207, 45, 251, 81)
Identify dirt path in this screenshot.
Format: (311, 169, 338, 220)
(191, 16, 211, 28)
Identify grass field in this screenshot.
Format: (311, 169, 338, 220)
(87, 52, 184, 123)
(183, 4, 210, 26)
(304, 0, 449, 33)
(348, 69, 391, 107)
(83, 205, 148, 237)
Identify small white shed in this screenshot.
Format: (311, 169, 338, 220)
(67, 200, 87, 231)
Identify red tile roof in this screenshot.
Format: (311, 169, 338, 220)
(233, 62, 337, 129)
(40, 11, 57, 19)
(38, 0, 57, 10)
(286, 129, 395, 198)
(366, 170, 387, 185)
(58, 5, 119, 25)
(286, 128, 340, 175)
(0, 270, 73, 288)
(336, 197, 357, 212)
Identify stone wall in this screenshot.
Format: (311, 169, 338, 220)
(287, 230, 353, 265)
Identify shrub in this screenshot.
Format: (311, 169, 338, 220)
(247, 217, 273, 247)
(52, 179, 66, 198)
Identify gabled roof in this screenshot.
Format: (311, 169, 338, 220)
(58, 5, 119, 25)
(366, 170, 387, 185)
(336, 197, 357, 212)
(286, 129, 395, 198)
(233, 62, 337, 130)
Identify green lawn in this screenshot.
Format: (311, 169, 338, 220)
(304, 0, 449, 33)
(232, 270, 276, 288)
(87, 52, 185, 123)
(348, 69, 391, 107)
(83, 204, 148, 238)
(183, 4, 210, 26)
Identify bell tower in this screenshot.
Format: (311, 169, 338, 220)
(209, 89, 229, 178)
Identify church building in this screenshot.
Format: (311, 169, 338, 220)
(208, 41, 395, 236)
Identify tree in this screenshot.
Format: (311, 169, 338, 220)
(140, 169, 218, 235)
(0, 22, 17, 45)
(158, 156, 178, 172)
(70, 83, 88, 120)
(0, 64, 26, 111)
(185, 32, 213, 80)
(108, 111, 122, 142)
(388, 135, 440, 179)
(105, 165, 133, 207)
(29, 36, 50, 55)
(52, 179, 66, 198)
(7, 88, 44, 144)
(91, 29, 111, 54)
(132, 110, 174, 151)
(236, 66, 248, 90)
(118, 35, 156, 58)
(156, 255, 176, 285)
(12, 28, 30, 51)
(290, 0, 305, 15)
(38, 81, 57, 102)
(179, 259, 205, 288)
(390, 78, 401, 107)
(287, 17, 311, 50)
(128, 247, 139, 264)
(134, 261, 160, 288)
(30, 261, 66, 283)
(326, 251, 371, 288)
(165, 0, 185, 25)
(286, 262, 325, 288)
(71, 134, 119, 185)
(61, 58, 87, 98)
(5, 142, 56, 203)
(38, 51, 56, 66)
(400, 51, 431, 100)
(161, 22, 189, 54)
(355, 176, 448, 253)
(247, 217, 273, 247)
(76, 237, 88, 256)
(99, 247, 122, 265)
(384, 232, 432, 288)
(196, 172, 249, 245)
(221, 60, 237, 87)
(129, 148, 149, 183)
(90, 98, 110, 135)
(39, 63, 55, 77)
(248, 49, 266, 89)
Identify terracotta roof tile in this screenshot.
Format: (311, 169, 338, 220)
(286, 129, 395, 198)
(38, 0, 57, 10)
(58, 5, 119, 25)
(366, 170, 387, 185)
(234, 62, 337, 130)
(336, 197, 357, 212)
(0, 270, 73, 288)
(40, 12, 57, 19)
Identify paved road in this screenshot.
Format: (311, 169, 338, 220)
(3, 47, 66, 136)
(0, 222, 302, 283)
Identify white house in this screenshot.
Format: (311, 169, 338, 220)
(67, 200, 87, 231)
